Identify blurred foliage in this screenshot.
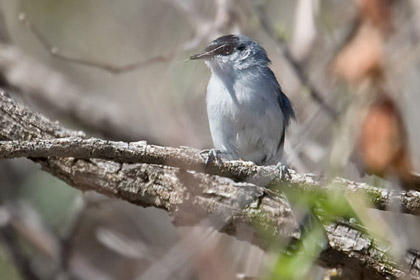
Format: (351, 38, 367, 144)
(0, 246, 22, 280)
(258, 182, 359, 279)
(269, 223, 325, 280)
(19, 171, 80, 232)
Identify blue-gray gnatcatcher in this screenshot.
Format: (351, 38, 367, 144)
(190, 36, 328, 248)
(190, 34, 295, 166)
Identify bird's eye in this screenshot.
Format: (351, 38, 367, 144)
(237, 44, 245, 51)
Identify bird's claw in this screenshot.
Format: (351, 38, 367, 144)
(276, 162, 291, 180)
(200, 148, 222, 166)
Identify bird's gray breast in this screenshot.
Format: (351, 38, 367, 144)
(206, 70, 285, 165)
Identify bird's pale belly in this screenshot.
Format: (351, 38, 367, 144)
(208, 106, 282, 165)
(206, 70, 286, 165)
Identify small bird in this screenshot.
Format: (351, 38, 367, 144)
(190, 36, 326, 252)
(190, 34, 295, 166)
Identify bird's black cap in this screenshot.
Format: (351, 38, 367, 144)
(190, 35, 242, 60)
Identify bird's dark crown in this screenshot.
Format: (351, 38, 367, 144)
(189, 34, 271, 67)
(190, 35, 247, 60)
(204, 35, 244, 56)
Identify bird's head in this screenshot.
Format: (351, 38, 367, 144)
(190, 35, 270, 72)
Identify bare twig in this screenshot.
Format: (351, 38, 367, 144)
(250, 0, 338, 118)
(19, 12, 175, 74)
(19, 0, 234, 74)
(0, 43, 160, 143)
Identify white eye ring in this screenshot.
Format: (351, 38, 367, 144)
(239, 48, 251, 61)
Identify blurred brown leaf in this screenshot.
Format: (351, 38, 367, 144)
(333, 24, 384, 82)
(334, 0, 393, 82)
(357, 94, 416, 189)
(355, 0, 393, 30)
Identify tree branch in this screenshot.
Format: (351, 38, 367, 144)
(0, 89, 419, 279)
(1, 137, 420, 217)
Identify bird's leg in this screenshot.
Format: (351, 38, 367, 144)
(200, 148, 223, 166)
(275, 162, 291, 180)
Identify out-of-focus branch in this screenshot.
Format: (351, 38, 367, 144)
(0, 204, 77, 280)
(0, 43, 160, 143)
(1, 138, 420, 216)
(0, 190, 72, 279)
(169, 0, 233, 43)
(20, 12, 176, 74)
(250, 0, 338, 118)
(19, 0, 234, 74)
(0, 7, 11, 43)
(1, 90, 420, 279)
(0, 223, 42, 280)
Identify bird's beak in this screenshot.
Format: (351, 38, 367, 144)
(189, 43, 226, 60)
(189, 51, 209, 60)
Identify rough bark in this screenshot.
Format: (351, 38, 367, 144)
(0, 89, 419, 279)
(1, 138, 420, 217)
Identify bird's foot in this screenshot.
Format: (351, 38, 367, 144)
(276, 162, 291, 180)
(200, 148, 222, 166)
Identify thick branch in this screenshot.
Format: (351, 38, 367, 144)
(1, 138, 420, 216)
(0, 89, 419, 279)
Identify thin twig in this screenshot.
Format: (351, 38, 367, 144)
(19, 0, 233, 74)
(19, 13, 175, 74)
(250, 0, 338, 118)
(0, 42, 161, 142)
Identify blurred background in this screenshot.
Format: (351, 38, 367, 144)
(1, 0, 420, 279)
